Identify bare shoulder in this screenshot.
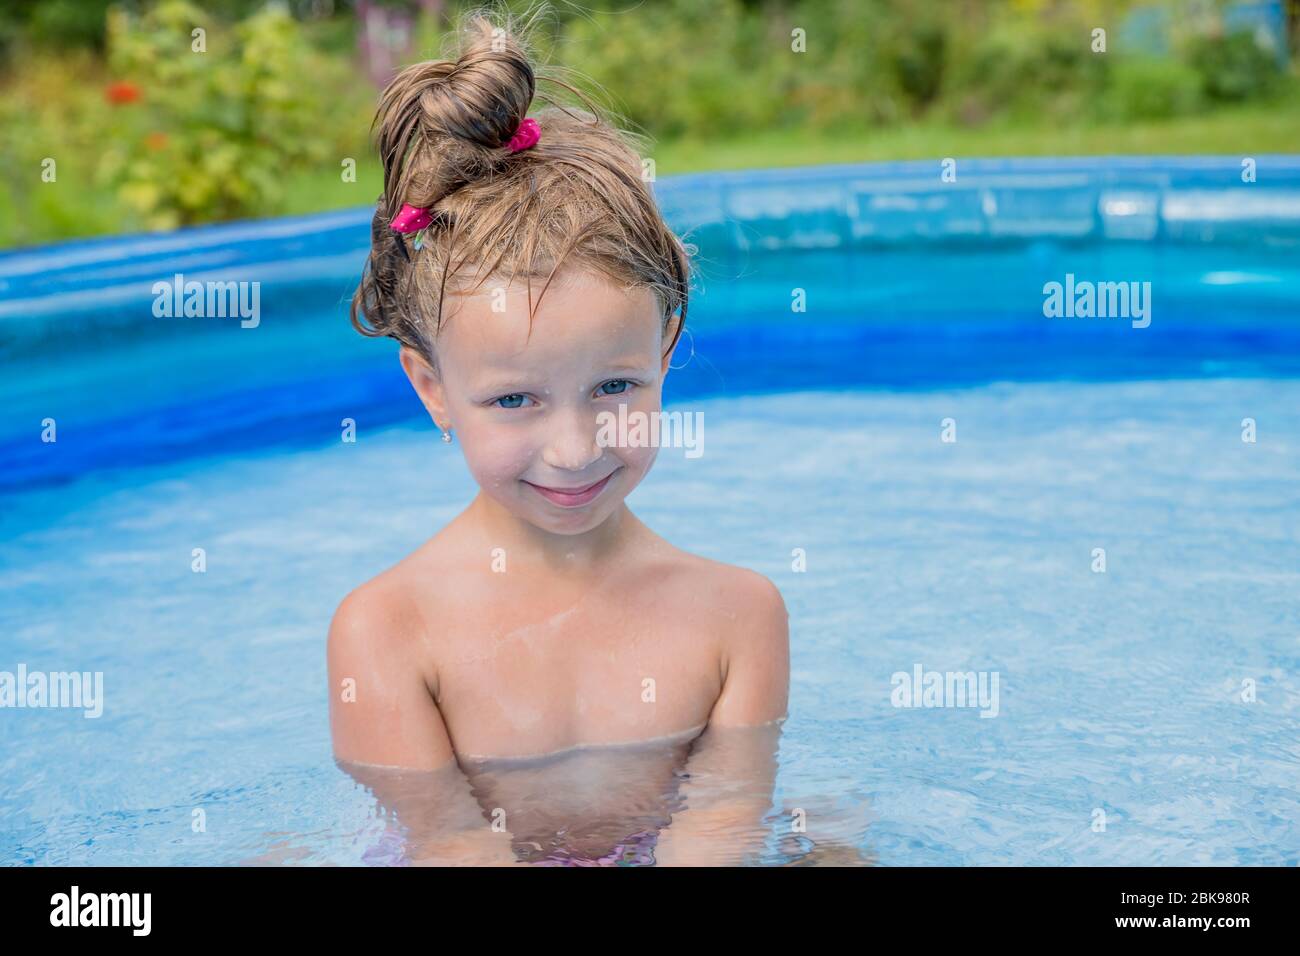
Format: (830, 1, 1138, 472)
(327, 528, 466, 668)
(327, 553, 431, 666)
(642, 542, 789, 726)
(654, 546, 789, 635)
(326, 551, 454, 770)
(702, 558, 788, 675)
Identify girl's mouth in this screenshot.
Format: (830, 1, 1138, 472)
(523, 469, 619, 508)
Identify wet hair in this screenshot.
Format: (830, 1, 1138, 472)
(350, 3, 692, 370)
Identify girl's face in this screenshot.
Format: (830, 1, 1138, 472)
(400, 269, 675, 535)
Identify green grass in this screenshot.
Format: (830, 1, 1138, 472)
(648, 106, 1300, 172)
(274, 104, 1300, 222)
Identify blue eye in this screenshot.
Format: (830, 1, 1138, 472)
(494, 393, 529, 409)
(598, 380, 632, 396)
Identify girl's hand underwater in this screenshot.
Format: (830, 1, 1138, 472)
(407, 826, 528, 867)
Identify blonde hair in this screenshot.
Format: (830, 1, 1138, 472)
(350, 4, 692, 368)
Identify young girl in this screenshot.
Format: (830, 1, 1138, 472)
(326, 10, 788, 857)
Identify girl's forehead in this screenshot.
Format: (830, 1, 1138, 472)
(446, 267, 643, 307)
(436, 309, 662, 388)
(438, 275, 659, 351)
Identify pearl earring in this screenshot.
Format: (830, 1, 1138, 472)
(441, 426, 454, 443)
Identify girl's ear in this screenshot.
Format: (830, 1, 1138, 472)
(399, 346, 451, 430)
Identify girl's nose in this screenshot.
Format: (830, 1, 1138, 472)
(541, 407, 603, 473)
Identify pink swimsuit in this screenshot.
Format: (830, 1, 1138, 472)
(529, 829, 661, 867)
(365, 823, 662, 866)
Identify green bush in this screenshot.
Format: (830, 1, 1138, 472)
(1101, 56, 1204, 121)
(560, 0, 778, 139)
(95, 0, 364, 229)
(26, 0, 116, 51)
(1184, 29, 1282, 102)
(888, 20, 947, 112)
(945, 18, 1110, 125)
(0, 51, 126, 246)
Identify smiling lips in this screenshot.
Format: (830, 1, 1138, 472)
(523, 470, 618, 508)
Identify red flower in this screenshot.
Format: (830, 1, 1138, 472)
(105, 81, 141, 105)
(145, 132, 168, 151)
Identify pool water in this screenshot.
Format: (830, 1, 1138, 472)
(2, 379, 1297, 865)
(2, 158, 1299, 865)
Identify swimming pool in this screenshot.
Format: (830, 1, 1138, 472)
(2, 157, 1298, 865)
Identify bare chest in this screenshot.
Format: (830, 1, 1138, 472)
(428, 593, 722, 760)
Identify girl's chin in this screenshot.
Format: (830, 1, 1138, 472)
(533, 515, 609, 535)
(522, 493, 626, 534)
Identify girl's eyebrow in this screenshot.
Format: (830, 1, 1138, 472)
(474, 360, 652, 389)
(474, 377, 533, 394)
(606, 360, 655, 371)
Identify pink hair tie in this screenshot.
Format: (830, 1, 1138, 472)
(390, 203, 432, 234)
(507, 117, 540, 153)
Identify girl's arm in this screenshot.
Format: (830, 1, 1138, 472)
(653, 722, 784, 866)
(654, 573, 790, 866)
(327, 585, 523, 865)
(327, 584, 455, 770)
(706, 571, 790, 730)
(338, 760, 523, 867)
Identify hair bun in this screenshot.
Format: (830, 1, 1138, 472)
(352, 6, 692, 368)
(375, 13, 537, 218)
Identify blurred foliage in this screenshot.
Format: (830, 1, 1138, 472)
(559, 0, 786, 138)
(1101, 55, 1205, 119)
(1185, 28, 1284, 100)
(0, 0, 1295, 246)
(944, 14, 1113, 124)
(18, 0, 118, 51)
(0, 0, 374, 242)
(98, 0, 360, 228)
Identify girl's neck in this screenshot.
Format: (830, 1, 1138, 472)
(462, 490, 638, 576)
